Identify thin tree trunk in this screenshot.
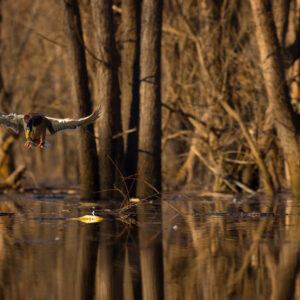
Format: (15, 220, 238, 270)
(0, 0, 15, 180)
(272, 0, 290, 46)
(136, 0, 163, 199)
(249, 0, 300, 196)
(121, 0, 138, 152)
(91, 0, 123, 199)
(63, 0, 99, 199)
(121, 0, 140, 187)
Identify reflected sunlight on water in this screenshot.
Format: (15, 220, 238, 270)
(0, 193, 299, 299)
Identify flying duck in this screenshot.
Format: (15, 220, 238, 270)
(0, 107, 101, 149)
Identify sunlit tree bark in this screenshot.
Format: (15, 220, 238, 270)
(249, 0, 300, 196)
(136, 0, 163, 199)
(121, 0, 140, 187)
(91, 0, 123, 199)
(121, 0, 139, 151)
(0, 0, 16, 181)
(63, 0, 99, 199)
(272, 0, 290, 45)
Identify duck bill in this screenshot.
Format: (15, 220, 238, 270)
(26, 129, 30, 139)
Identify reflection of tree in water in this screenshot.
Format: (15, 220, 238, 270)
(138, 203, 164, 300)
(0, 197, 70, 299)
(0, 197, 100, 299)
(0, 197, 165, 300)
(163, 196, 300, 300)
(1, 196, 300, 299)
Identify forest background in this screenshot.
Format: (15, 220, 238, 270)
(0, 0, 299, 199)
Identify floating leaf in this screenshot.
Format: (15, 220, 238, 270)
(70, 215, 104, 224)
(129, 198, 140, 203)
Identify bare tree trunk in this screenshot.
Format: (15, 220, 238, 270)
(249, 0, 300, 196)
(121, 0, 140, 187)
(121, 0, 139, 151)
(272, 0, 290, 46)
(0, 0, 15, 180)
(91, 0, 123, 199)
(136, 0, 163, 199)
(63, 0, 99, 199)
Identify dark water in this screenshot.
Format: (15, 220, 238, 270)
(0, 193, 300, 299)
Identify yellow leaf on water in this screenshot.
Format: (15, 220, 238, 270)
(129, 198, 140, 203)
(70, 215, 104, 224)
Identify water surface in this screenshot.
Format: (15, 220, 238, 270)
(0, 193, 299, 299)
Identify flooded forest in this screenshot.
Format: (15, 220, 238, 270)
(0, 0, 299, 299)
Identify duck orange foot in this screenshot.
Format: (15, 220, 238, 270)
(24, 140, 31, 148)
(37, 140, 44, 149)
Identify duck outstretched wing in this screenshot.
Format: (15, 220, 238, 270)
(0, 113, 24, 134)
(46, 108, 101, 134)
